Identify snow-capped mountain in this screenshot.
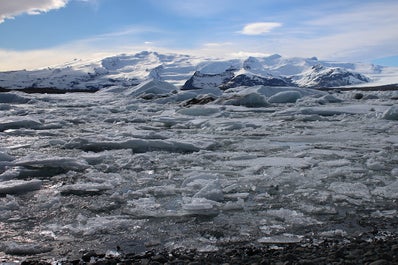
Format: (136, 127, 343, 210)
(294, 65, 371, 88)
(0, 51, 396, 91)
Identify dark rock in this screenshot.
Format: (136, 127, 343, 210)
(220, 74, 291, 90)
(181, 95, 216, 107)
(354, 93, 364, 99)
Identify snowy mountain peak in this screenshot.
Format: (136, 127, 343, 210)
(295, 64, 371, 88)
(0, 50, 397, 92)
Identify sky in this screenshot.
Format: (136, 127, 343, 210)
(0, 0, 398, 70)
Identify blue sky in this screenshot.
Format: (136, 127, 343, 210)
(0, 0, 397, 70)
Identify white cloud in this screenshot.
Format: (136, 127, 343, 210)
(230, 51, 272, 58)
(0, 0, 68, 23)
(203, 42, 233, 47)
(240, 22, 282, 35)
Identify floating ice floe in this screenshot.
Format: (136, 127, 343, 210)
(182, 173, 224, 202)
(60, 215, 140, 236)
(268, 90, 302, 103)
(0, 167, 23, 181)
(258, 234, 303, 244)
(217, 92, 270, 108)
(382, 105, 398, 120)
(124, 79, 177, 98)
(14, 155, 89, 171)
(182, 173, 220, 188)
(182, 198, 220, 216)
(64, 138, 201, 153)
(0, 92, 31, 104)
(222, 156, 313, 173)
(0, 117, 43, 131)
(266, 208, 320, 225)
(177, 106, 220, 116)
(193, 179, 224, 202)
(0, 179, 42, 195)
(123, 197, 164, 218)
(0, 195, 19, 211)
(372, 181, 398, 199)
(0, 150, 14, 171)
(155, 88, 222, 104)
(2, 242, 53, 255)
(60, 182, 113, 196)
(329, 182, 371, 200)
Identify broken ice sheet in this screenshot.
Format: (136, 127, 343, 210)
(2, 242, 53, 255)
(0, 179, 42, 195)
(258, 234, 303, 244)
(0, 87, 397, 258)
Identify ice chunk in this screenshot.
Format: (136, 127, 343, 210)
(182, 198, 220, 216)
(382, 105, 398, 120)
(318, 159, 351, 167)
(266, 209, 319, 225)
(182, 173, 218, 188)
(156, 88, 222, 104)
(329, 182, 371, 200)
(0, 179, 42, 195)
(123, 197, 163, 218)
(193, 180, 224, 202)
(279, 104, 388, 117)
(219, 93, 270, 108)
(0, 167, 22, 181)
(223, 156, 312, 170)
(60, 182, 113, 196)
(124, 79, 177, 98)
(177, 106, 220, 116)
(258, 234, 303, 244)
(319, 94, 343, 103)
(366, 158, 385, 171)
(268, 90, 302, 103)
(65, 138, 201, 153)
(3, 242, 52, 255)
(0, 117, 42, 131)
(319, 229, 347, 237)
(372, 181, 398, 199)
(0, 195, 19, 210)
(0, 93, 31, 104)
(61, 215, 138, 236)
(0, 150, 14, 162)
(14, 155, 89, 171)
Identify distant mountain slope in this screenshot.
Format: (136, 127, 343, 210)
(0, 51, 396, 91)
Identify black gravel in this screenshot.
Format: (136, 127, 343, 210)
(15, 235, 398, 265)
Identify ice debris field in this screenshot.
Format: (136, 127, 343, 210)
(0, 85, 398, 260)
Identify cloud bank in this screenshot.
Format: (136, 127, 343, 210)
(0, 0, 68, 23)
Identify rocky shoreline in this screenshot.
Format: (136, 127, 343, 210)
(8, 235, 397, 265)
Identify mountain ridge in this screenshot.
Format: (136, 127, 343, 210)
(0, 51, 396, 92)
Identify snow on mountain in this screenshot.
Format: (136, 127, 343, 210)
(294, 65, 371, 88)
(181, 69, 235, 90)
(0, 51, 397, 92)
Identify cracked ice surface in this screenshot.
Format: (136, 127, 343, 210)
(0, 90, 397, 259)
